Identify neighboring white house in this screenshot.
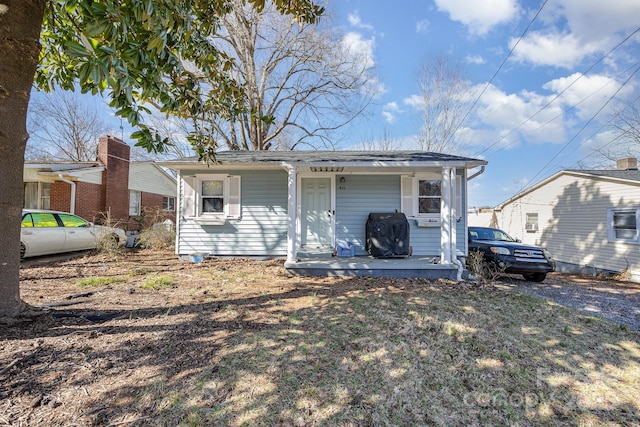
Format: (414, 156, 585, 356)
(495, 157, 640, 280)
(160, 151, 487, 279)
(467, 208, 497, 227)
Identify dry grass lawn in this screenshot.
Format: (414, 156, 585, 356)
(1, 249, 639, 426)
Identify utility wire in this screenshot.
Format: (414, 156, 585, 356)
(520, 62, 640, 190)
(483, 59, 640, 156)
(446, 0, 548, 148)
(475, 25, 640, 156)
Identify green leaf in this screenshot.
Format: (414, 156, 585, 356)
(64, 40, 89, 57)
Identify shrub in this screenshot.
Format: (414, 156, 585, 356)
(136, 208, 175, 250)
(94, 212, 126, 256)
(466, 250, 504, 284)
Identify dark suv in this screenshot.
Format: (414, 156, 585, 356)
(468, 226, 555, 282)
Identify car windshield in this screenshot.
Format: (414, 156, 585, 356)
(470, 228, 515, 242)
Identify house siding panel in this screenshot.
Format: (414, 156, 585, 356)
(335, 174, 454, 256)
(177, 170, 289, 256)
(498, 173, 640, 276)
(129, 163, 176, 196)
(335, 175, 401, 254)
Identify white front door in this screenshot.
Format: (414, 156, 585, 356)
(301, 177, 333, 247)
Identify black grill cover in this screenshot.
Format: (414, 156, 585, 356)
(366, 212, 410, 258)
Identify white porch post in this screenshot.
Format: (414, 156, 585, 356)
(450, 167, 457, 260)
(441, 167, 452, 264)
(286, 164, 298, 263)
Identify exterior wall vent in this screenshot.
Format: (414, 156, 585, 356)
(310, 166, 344, 172)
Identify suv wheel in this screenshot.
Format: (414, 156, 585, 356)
(523, 273, 546, 282)
(20, 242, 26, 260)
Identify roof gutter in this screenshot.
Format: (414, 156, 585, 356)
(58, 174, 76, 214)
(467, 165, 485, 181)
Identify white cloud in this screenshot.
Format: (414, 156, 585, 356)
(513, 0, 640, 68)
(511, 32, 601, 68)
(434, 0, 519, 35)
(470, 84, 567, 148)
(552, 0, 640, 42)
(403, 94, 424, 110)
(416, 19, 430, 34)
(341, 32, 376, 69)
(347, 11, 373, 31)
(364, 76, 388, 98)
(340, 32, 386, 98)
(382, 102, 402, 123)
(542, 73, 630, 120)
(465, 54, 485, 65)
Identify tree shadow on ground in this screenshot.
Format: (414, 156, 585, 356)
(2, 264, 639, 426)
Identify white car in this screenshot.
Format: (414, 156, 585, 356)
(20, 210, 126, 259)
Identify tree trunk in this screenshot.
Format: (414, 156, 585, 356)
(0, 0, 46, 317)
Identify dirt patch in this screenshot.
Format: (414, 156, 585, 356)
(2, 249, 639, 426)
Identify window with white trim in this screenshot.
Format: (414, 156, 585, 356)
(201, 179, 224, 213)
(418, 179, 442, 214)
(400, 172, 462, 223)
(162, 196, 176, 211)
(24, 182, 51, 210)
(608, 208, 639, 243)
(182, 174, 241, 224)
(129, 191, 141, 216)
(525, 213, 538, 232)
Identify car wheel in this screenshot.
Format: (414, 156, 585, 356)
(523, 273, 546, 282)
(20, 242, 26, 260)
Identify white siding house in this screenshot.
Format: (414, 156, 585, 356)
(496, 158, 640, 280)
(161, 151, 487, 280)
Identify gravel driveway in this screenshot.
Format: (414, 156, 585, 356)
(497, 272, 640, 333)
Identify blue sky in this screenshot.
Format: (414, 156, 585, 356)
(30, 0, 640, 208)
(328, 0, 640, 207)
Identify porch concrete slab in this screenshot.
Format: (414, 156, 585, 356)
(284, 256, 461, 280)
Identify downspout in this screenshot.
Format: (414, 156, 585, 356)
(467, 165, 485, 181)
(450, 168, 464, 281)
(58, 174, 76, 214)
(459, 165, 486, 281)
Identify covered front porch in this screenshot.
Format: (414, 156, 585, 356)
(282, 158, 476, 281)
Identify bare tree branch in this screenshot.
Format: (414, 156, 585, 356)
(189, 0, 375, 151)
(26, 91, 108, 162)
(412, 57, 471, 154)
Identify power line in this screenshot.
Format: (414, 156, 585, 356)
(447, 0, 548, 148)
(523, 62, 640, 187)
(484, 59, 640, 157)
(475, 25, 640, 157)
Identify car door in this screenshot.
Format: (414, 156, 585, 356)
(57, 213, 95, 251)
(21, 212, 67, 257)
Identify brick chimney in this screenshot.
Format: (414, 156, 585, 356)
(616, 157, 638, 171)
(98, 135, 131, 222)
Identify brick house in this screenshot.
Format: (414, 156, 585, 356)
(23, 135, 176, 231)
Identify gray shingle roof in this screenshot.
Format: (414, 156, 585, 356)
(566, 169, 640, 182)
(168, 150, 486, 165)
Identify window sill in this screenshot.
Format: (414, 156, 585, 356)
(191, 216, 227, 226)
(609, 238, 640, 245)
(415, 218, 441, 227)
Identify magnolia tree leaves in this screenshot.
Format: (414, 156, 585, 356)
(35, 0, 324, 161)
